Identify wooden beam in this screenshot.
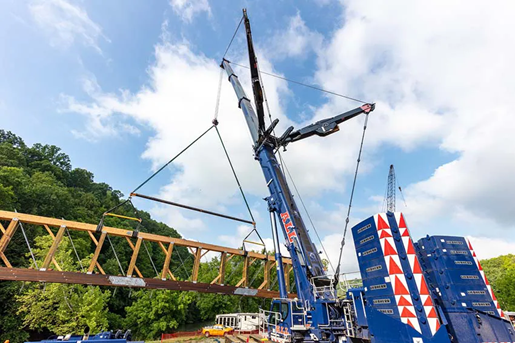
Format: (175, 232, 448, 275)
(191, 248, 202, 282)
(87, 231, 106, 274)
(41, 225, 66, 271)
(88, 232, 105, 275)
(0, 252, 12, 268)
(236, 256, 250, 288)
(44, 225, 55, 239)
(259, 260, 272, 290)
(0, 219, 19, 253)
(0, 222, 5, 235)
(0, 211, 291, 265)
(123, 238, 142, 278)
(88, 231, 98, 245)
(161, 243, 175, 280)
(211, 252, 227, 285)
(0, 266, 297, 299)
(127, 237, 142, 277)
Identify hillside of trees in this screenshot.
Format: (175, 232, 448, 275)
(0, 130, 268, 342)
(0, 130, 513, 342)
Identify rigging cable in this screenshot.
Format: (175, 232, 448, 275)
(334, 112, 370, 280)
(131, 124, 216, 195)
(222, 15, 244, 60)
(229, 61, 370, 104)
(256, 60, 334, 273)
(278, 154, 335, 274)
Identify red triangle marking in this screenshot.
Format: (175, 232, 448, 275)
(492, 292, 497, 301)
(413, 257, 423, 274)
(419, 280, 430, 295)
(377, 215, 390, 230)
(407, 319, 416, 329)
(379, 230, 392, 239)
(395, 276, 410, 295)
(423, 296, 433, 306)
(468, 240, 474, 250)
(398, 213, 407, 228)
(485, 277, 490, 285)
(389, 258, 404, 274)
(401, 228, 410, 237)
(383, 239, 397, 256)
(435, 320, 441, 331)
(407, 240, 416, 255)
(427, 307, 437, 318)
(501, 310, 505, 317)
(401, 307, 416, 318)
(473, 251, 477, 257)
(398, 296, 413, 306)
(477, 261, 483, 271)
(496, 302, 501, 309)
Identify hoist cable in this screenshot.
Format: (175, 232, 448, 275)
(215, 126, 255, 225)
(213, 68, 224, 121)
(335, 113, 370, 279)
(222, 16, 244, 60)
(229, 61, 370, 104)
(131, 124, 216, 194)
(277, 154, 335, 274)
(257, 62, 333, 273)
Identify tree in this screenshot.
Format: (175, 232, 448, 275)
(125, 290, 194, 340)
(482, 254, 515, 311)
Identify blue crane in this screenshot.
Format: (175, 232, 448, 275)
(222, 9, 514, 343)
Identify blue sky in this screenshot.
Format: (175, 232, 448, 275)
(2, 0, 515, 273)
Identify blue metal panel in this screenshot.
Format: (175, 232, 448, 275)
(416, 235, 515, 343)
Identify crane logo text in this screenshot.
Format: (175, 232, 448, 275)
(280, 211, 297, 243)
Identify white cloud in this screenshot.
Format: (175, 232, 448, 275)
(28, 0, 109, 53)
(64, 1, 515, 260)
(468, 236, 515, 261)
(269, 12, 323, 60)
(169, 0, 211, 23)
(314, 0, 515, 238)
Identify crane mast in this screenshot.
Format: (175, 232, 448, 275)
(222, 9, 375, 343)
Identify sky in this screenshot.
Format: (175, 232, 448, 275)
(1, 0, 515, 275)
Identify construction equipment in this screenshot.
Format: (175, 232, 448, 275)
(222, 9, 514, 343)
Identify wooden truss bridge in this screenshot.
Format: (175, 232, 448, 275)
(0, 210, 296, 299)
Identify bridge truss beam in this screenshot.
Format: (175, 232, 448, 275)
(0, 210, 295, 299)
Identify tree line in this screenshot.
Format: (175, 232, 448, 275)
(0, 130, 271, 342)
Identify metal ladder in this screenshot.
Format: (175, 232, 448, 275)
(343, 303, 355, 337)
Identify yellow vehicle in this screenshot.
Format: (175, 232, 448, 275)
(201, 324, 234, 337)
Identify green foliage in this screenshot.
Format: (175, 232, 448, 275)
(482, 254, 515, 311)
(0, 130, 269, 341)
(125, 290, 194, 340)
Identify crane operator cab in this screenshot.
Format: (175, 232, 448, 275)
(262, 299, 308, 343)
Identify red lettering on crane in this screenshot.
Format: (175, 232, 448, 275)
(280, 211, 297, 243)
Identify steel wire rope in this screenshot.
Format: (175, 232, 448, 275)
(66, 227, 85, 272)
(143, 241, 160, 277)
(334, 113, 370, 279)
(107, 235, 125, 276)
(229, 61, 371, 104)
(215, 126, 255, 225)
(256, 62, 334, 274)
(130, 124, 216, 195)
(13, 210, 38, 269)
(277, 153, 336, 274)
(222, 15, 244, 60)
